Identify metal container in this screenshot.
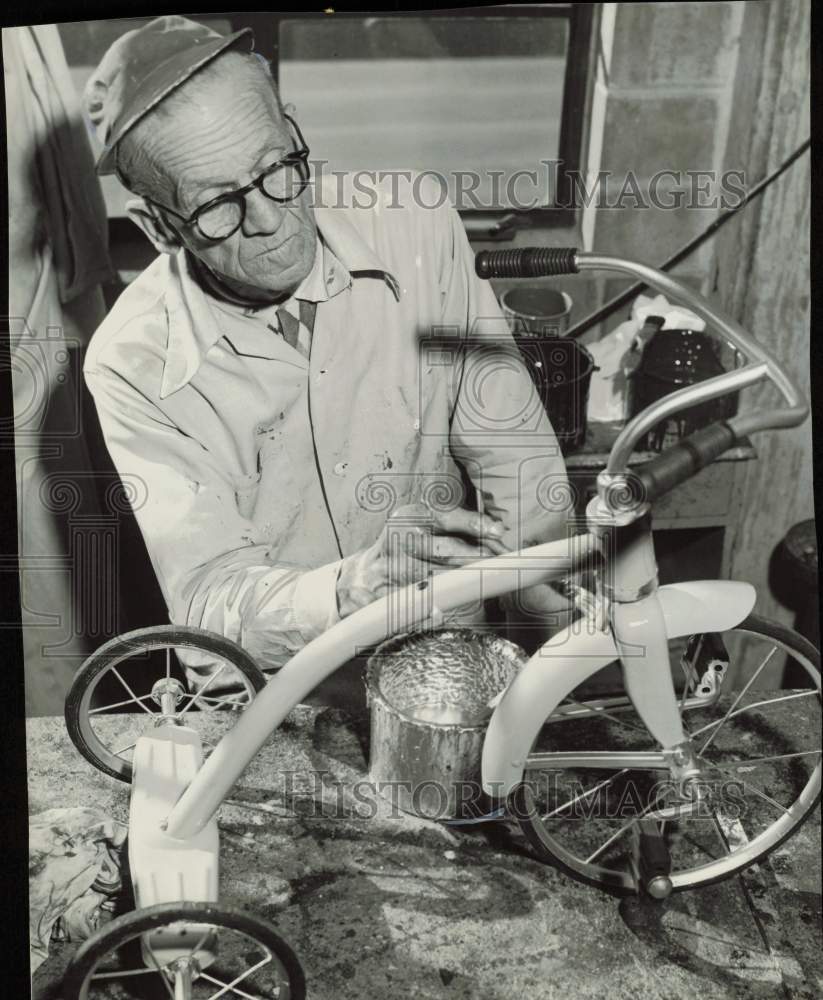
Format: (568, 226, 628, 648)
(365, 629, 526, 820)
(630, 327, 736, 451)
(500, 286, 573, 337)
(513, 334, 597, 454)
(499, 286, 594, 454)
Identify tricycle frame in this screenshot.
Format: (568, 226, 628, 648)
(162, 250, 808, 841)
(65, 251, 819, 993)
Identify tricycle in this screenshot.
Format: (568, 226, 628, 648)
(61, 249, 821, 998)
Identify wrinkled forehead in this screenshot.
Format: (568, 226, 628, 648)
(155, 67, 291, 210)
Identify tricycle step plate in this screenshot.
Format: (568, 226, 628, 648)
(129, 725, 219, 908)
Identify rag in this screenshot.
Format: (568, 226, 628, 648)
(29, 807, 127, 975)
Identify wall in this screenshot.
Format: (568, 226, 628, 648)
(493, 2, 753, 347)
(581, 1, 812, 684)
(584, 2, 746, 325)
(711, 0, 812, 669)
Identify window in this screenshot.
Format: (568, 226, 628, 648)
(269, 7, 592, 229)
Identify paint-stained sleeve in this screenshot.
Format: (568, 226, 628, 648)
(434, 195, 570, 549)
(84, 364, 342, 677)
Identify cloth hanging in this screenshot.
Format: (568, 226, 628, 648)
(5, 24, 117, 715)
(6, 25, 114, 312)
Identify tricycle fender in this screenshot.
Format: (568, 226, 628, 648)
(653, 579, 756, 636)
(481, 579, 756, 797)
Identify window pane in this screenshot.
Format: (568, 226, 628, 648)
(57, 17, 233, 76)
(279, 16, 570, 210)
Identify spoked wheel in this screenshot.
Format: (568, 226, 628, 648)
(512, 615, 821, 894)
(65, 627, 266, 782)
(63, 901, 305, 999)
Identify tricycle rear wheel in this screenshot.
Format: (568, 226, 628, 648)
(63, 900, 305, 999)
(65, 626, 266, 782)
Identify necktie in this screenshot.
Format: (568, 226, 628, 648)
(273, 299, 317, 360)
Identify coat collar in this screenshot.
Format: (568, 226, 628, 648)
(159, 180, 400, 399)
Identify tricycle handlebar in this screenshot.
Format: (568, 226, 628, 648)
(475, 248, 808, 486)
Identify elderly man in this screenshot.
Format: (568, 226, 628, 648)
(83, 17, 570, 681)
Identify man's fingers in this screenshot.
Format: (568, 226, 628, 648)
(391, 530, 483, 564)
(431, 507, 506, 545)
(481, 534, 511, 556)
(386, 556, 434, 587)
(384, 505, 510, 562)
(425, 535, 495, 564)
(384, 528, 499, 567)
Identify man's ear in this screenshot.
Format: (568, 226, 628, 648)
(125, 198, 182, 255)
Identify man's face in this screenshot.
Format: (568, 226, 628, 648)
(149, 63, 317, 297)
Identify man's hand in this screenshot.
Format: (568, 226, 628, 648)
(336, 503, 508, 617)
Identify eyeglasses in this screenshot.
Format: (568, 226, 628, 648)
(148, 114, 311, 243)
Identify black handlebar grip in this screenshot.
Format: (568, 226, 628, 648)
(475, 247, 579, 280)
(637, 421, 738, 503)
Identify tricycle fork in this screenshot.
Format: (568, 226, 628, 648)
(595, 506, 692, 763)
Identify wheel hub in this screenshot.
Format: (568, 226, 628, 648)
(665, 741, 702, 785)
(168, 955, 198, 1000)
(151, 677, 186, 717)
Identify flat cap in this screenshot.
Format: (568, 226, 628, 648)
(83, 15, 253, 175)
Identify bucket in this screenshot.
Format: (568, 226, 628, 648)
(365, 629, 526, 819)
(500, 286, 573, 337)
(500, 287, 595, 453)
(516, 337, 597, 454)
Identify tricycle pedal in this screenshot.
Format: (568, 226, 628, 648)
(681, 632, 729, 700)
(632, 817, 673, 899)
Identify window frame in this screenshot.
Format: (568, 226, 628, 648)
(229, 4, 595, 238)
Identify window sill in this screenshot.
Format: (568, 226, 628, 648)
(461, 207, 578, 242)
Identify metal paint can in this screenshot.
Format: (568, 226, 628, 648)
(365, 629, 526, 819)
(499, 286, 573, 337)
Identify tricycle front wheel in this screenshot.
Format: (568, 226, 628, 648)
(513, 615, 821, 894)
